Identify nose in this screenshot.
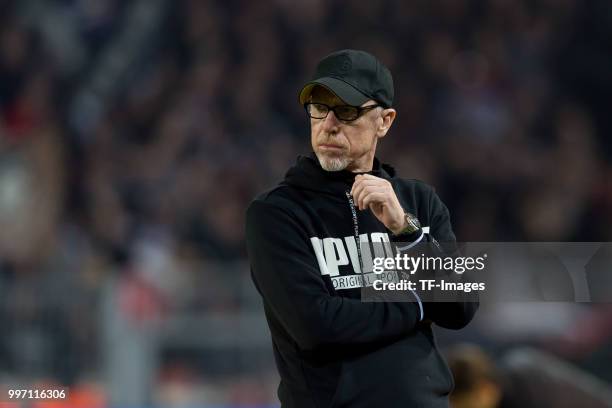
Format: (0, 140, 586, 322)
(321, 110, 340, 133)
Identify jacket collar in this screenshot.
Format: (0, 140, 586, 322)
(283, 152, 395, 195)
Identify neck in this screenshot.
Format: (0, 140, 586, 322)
(346, 151, 376, 173)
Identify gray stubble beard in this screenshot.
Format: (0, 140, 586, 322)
(316, 152, 350, 172)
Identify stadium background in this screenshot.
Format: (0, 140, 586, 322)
(0, 0, 611, 406)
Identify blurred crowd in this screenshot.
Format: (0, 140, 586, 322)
(1, 0, 612, 405)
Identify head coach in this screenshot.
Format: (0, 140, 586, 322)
(246, 49, 478, 407)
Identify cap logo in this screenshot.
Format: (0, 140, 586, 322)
(338, 56, 352, 74)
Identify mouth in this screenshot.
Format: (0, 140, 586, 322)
(318, 144, 345, 151)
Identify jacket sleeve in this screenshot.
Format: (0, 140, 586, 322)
(246, 199, 422, 351)
(424, 190, 479, 329)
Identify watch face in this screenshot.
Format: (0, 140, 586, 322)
(406, 213, 421, 232)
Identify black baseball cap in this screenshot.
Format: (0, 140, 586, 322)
(299, 49, 394, 108)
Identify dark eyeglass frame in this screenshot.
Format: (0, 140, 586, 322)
(304, 102, 381, 122)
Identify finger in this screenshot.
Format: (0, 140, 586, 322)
(350, 174, 364, 196)
(359, 174, 387, 183)
(352, 178, 385, 199)
(362, 192, 387, 211)
(354, 183, 373, 209)
(354, 184, 370, 210)
(358, 174, 382, 180)
(352, 180, 367, 203)
(356, 186, 387, 210)
(358, 174, 392, 190)
(352, 176, 374, 202)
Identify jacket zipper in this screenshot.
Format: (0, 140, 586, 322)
(345, 190, 365, 287)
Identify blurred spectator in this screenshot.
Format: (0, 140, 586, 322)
(447, 344, 612, 408)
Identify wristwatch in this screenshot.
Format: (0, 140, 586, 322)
(395, 212, 421, 235)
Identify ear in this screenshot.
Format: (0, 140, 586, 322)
(376, 108, 397, 138)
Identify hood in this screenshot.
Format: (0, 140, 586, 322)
(284, 152, 396, 195)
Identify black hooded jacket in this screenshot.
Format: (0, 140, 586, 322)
(246, 153, 478, 408)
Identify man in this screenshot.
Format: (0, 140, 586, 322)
(246, 49, 478, 407)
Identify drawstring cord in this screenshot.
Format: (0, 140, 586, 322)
(345, 191, 365, 287)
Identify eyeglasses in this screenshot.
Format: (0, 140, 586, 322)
(304, 102, 380, 122)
